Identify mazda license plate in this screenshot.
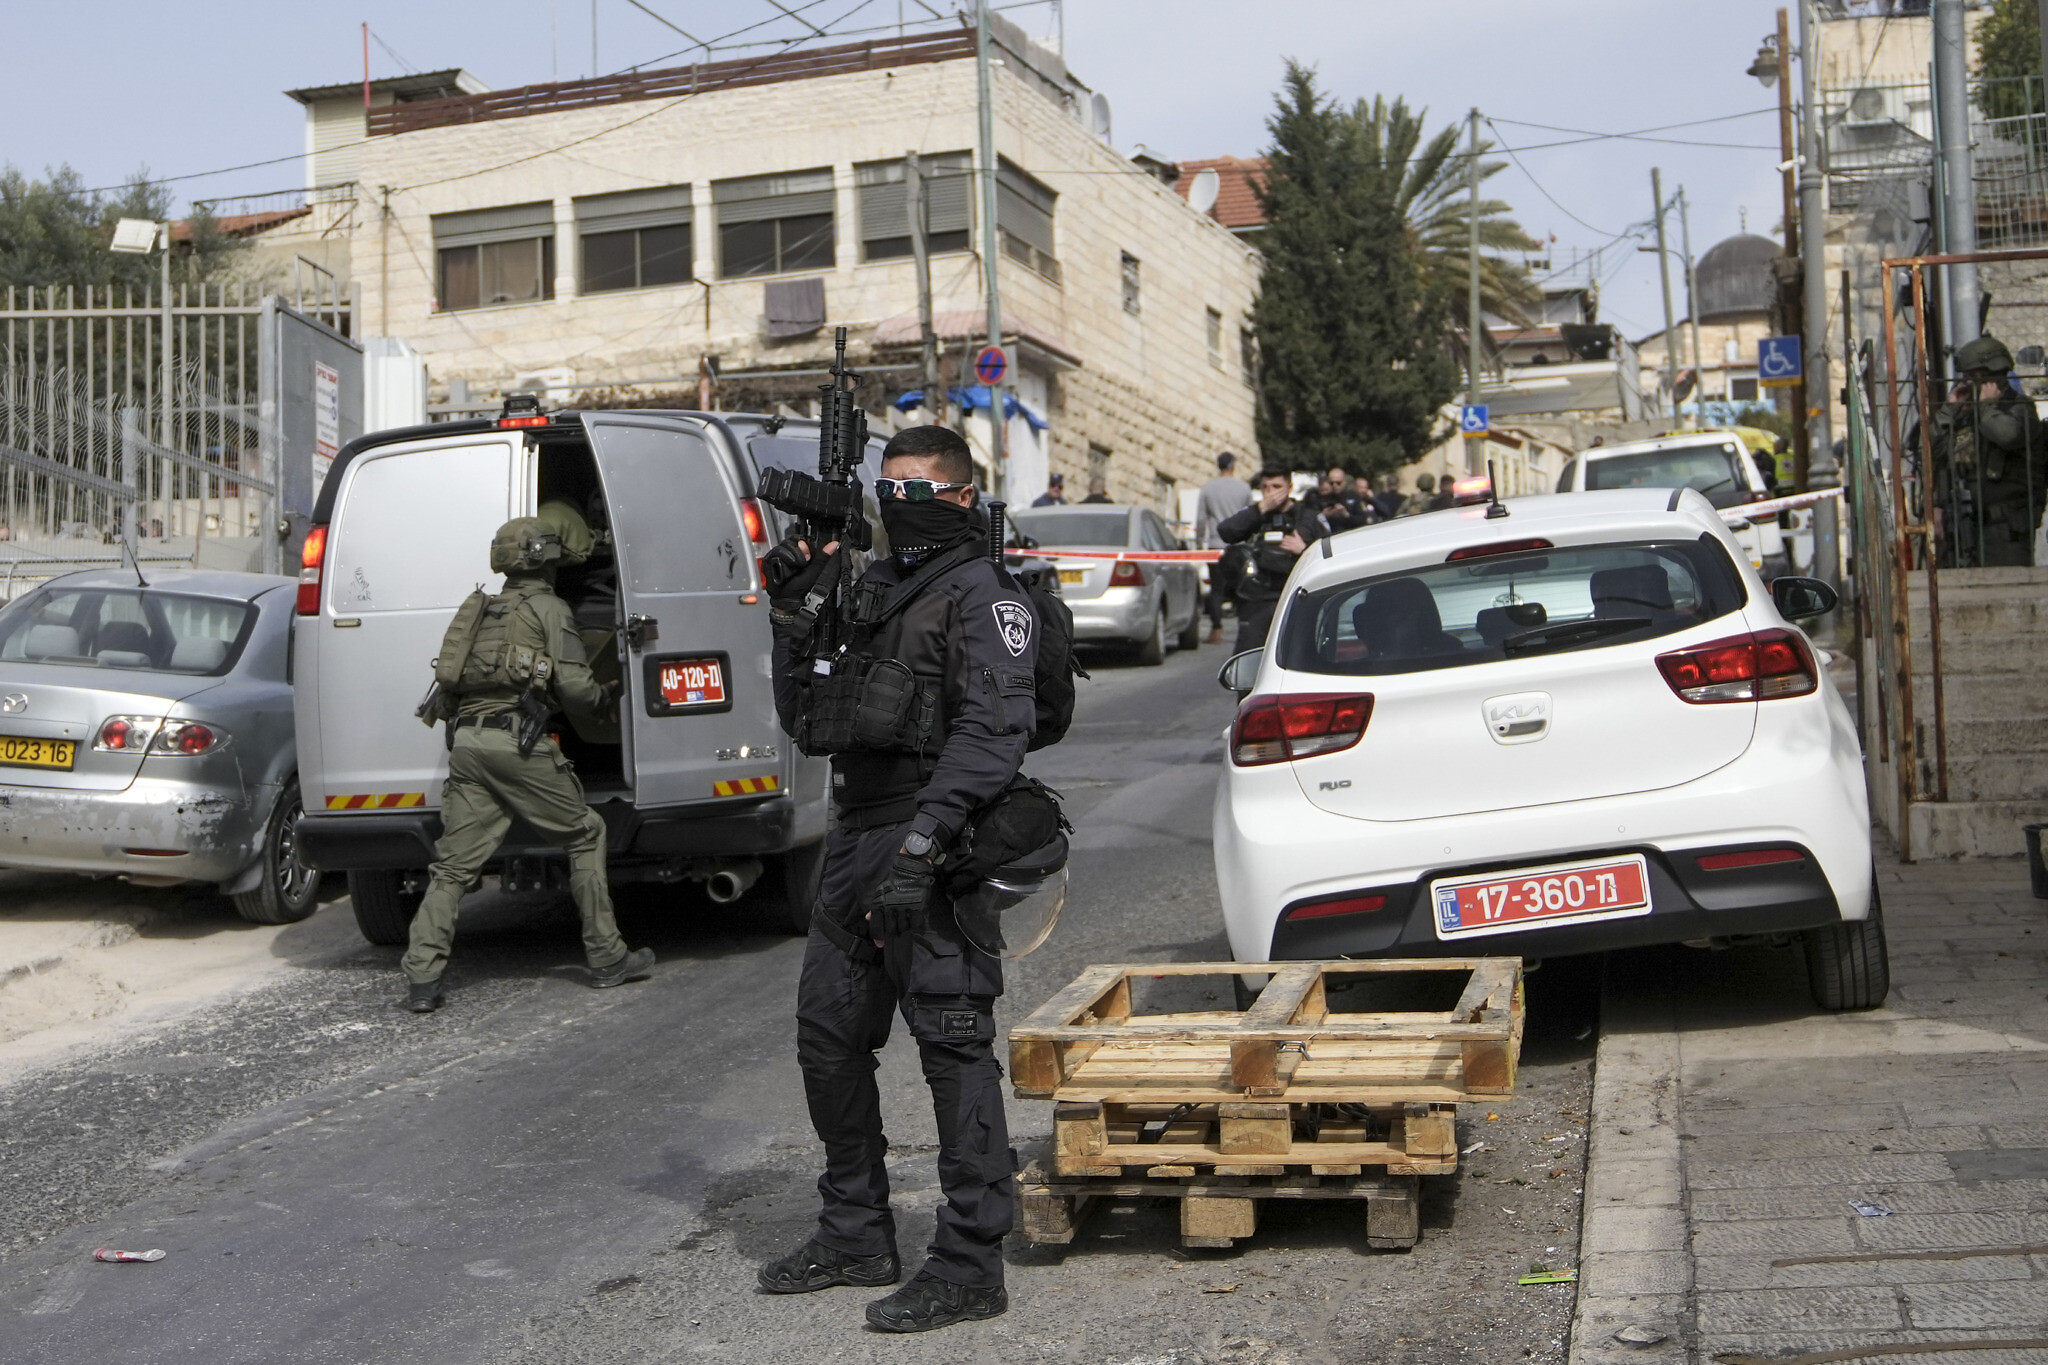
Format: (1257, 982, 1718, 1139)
(1058, 568, 1086, 584)
(1430, 854, 1650, 940)
(657, 658, 726, 709)
(0, 733, 75, 771)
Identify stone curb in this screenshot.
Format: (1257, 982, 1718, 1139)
(1569, 957, 1690, 1364)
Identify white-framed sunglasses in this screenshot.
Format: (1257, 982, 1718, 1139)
(875, 477, 973, 501)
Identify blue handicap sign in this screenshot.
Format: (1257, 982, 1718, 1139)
(1459, 405, 1489, 434)
(1758, 335, 1803, 387)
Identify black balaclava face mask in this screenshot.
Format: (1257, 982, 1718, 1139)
(881, 496, 983, 567)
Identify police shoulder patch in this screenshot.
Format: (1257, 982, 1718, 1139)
(991, 601, 1033, 657)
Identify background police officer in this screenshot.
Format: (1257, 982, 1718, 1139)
(1216, 465, 1328, 651)
(401, 517, 654, 1013)
(759, 425, 1034, 1334)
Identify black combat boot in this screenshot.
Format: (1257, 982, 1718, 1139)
(864, 1270, 1007, 1332)
(404, 979, 444, 1014)
(588, 946, 655, 989)
(757, 1238, 900, 1294)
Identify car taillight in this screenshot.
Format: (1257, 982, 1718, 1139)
(1696, 848, 1805, 871)
(1655, 628, 1816, 704)
(1110, 559, 1146, 587)
(153, 721, 223, 755)
(297, 524, 327, 615)
(95, 715, 161, 751)
(1285, 893, 1389, 921)
(740, 498, 768, 546)
(1231, 692, 1374, 766)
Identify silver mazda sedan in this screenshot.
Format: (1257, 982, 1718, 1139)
(0, 567, 314, 923)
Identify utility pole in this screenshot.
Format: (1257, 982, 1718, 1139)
(1770, 5, 1810, 490)
(1465, 107, 1484, 477)
(1933, 0, 1980, 360)
(1800, 0, 1840, 592)
(1680, 185, 1703, 421)
(1651, 168, 1680, 423)
(906, 152, 944, 427)
(975, 0, 1006, 500)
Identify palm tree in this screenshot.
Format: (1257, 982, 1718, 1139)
(1349, 97, 1541, 327)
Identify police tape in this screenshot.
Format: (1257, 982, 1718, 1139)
(1024, 488, 1847, 564)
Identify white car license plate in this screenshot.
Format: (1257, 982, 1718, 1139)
(1430, 854, 1651, 940)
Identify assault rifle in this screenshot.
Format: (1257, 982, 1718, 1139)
(757, 327, 873, 665)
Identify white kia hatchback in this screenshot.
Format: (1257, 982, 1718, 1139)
(1212, 488, 1885, 1010)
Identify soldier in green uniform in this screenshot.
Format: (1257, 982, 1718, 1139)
(401, 517, 654, 1013)
(1929, 335, 2048, 567)
(536, 496, 621, 744)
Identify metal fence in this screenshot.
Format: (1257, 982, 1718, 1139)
(0, 283, 280, 571)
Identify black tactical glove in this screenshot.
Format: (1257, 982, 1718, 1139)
(761, 535, 813, 597)
(866, 852, 934, 941)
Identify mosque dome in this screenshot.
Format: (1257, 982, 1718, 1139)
(1695, 233, 1779, 324)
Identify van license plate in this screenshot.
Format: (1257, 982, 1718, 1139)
(657, 658, 726, 709)
(1430, 854, 1650, 939)
(0, 734, 75, 770)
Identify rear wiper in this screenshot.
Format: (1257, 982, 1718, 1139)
(1501, 616, 1651, 657)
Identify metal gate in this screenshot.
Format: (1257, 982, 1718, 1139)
(0, 284, 359, 589)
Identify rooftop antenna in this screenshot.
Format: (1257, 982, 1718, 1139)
(1484, 459, 1510, 519)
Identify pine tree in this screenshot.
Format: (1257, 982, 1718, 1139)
(1975, 0, 2041, 120)
(1251, 64, 1458, 476)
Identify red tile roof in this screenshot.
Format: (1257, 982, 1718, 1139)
(169, 207, 312, 242)
(1173, 156, 1268, 231)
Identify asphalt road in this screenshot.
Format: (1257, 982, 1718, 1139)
(0, 637, 1600, 1364)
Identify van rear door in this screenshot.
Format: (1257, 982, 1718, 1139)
(313, 436, 516, 811)
(583, 415, 762, 810)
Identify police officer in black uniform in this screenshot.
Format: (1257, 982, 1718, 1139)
(1216, 465, 1328, 652)
(758, 425, 1035, 1334)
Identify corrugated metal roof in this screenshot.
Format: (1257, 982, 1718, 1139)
(284, 69, 484, 105)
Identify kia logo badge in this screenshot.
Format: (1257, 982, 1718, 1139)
(0, 693, 25, 714)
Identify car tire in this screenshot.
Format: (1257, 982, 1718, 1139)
(231, 780, 321, 925)
(1136, 603, 1167, 666)
(1175, 603, 1203, 651)
(1802, 882, 1890, 1011)
(756, 838, 826, 936)
(349, 869, 426, 947)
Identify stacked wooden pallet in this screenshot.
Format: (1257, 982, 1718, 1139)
(1009, 958, 1523, 1250)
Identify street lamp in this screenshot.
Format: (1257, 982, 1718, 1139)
(110, 217, 171, 547)
(1747, 38, 1780, 88)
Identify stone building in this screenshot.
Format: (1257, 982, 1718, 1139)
(286, 22, 1259, 512)
(1633, 232, 1778, 421)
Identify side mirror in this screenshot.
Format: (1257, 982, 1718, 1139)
(1218, 648, 1263, 693)
(1770, 575, 1838, 622)
(2020, 345, 2046, 368)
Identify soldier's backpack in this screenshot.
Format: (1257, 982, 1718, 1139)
(433, 589, 491, 688)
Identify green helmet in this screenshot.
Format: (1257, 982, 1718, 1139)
(489, 517, 563, 575)
(535, 498, 595, 567)
(1956, 335, 2016, 376)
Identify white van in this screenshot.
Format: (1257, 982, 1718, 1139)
(293, 405, 879, 944)
(1554, 431, 1789, 575)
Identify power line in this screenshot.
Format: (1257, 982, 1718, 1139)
(1491, 108, 1780, 139)
(1484, 116, 1621, 238)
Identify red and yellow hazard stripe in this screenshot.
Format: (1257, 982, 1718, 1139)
(325, 792, 427, 810)
(713, 775, 780, 798)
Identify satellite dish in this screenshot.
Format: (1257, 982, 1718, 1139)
(1188, 168, 1221, 215)
(1088, 91, 1112, 141)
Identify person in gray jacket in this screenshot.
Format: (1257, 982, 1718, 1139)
(1195, 452, 1254, 643)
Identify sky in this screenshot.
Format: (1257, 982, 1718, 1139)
(0, 1, 1806, 343)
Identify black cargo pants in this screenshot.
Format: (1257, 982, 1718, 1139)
(794, 820, 1013, 1288)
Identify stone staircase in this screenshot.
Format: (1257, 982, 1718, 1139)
(1904, 566, 2048, 856)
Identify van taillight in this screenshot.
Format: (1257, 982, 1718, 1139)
(1655, 629, 1816, 703)
(1110, 559, 1146, 587)
(297, 525, 327, 616)
(740, 498, 767, 545)
(1231, 692, 1374, 765)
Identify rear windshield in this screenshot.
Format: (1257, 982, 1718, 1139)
(1276, 537, 1745, 677)
(1011, 510, 1131, 547)
(1584, 440, 1747, 496)
(0, 588, 256, 676)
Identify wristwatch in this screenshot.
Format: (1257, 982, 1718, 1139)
(901, 831, 935, 860)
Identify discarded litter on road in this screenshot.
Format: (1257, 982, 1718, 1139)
(92, 1249, 166, 1264)
(1849, 1199, 1893, 1217)
(1517, 1269, 1577, 1285)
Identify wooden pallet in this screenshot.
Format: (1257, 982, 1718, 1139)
(1018, 1161, 1423, 1250)
(1010, 959, 1524, 1104)
(1048, 1098, 1457, 1178)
